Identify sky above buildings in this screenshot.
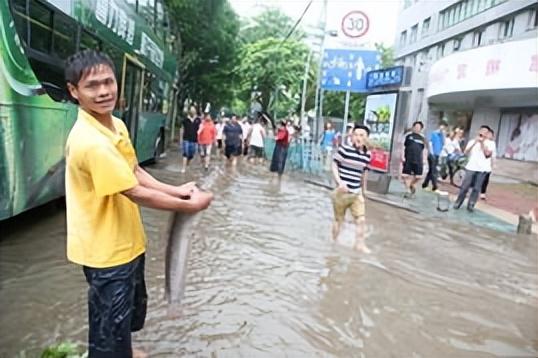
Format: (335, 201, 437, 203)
(229, 0, 401, 47)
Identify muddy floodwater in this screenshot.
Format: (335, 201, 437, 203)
(1, 160, 537, 357)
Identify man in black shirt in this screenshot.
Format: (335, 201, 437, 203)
(181, 106, 201, 173)
(223, 114, 243, 166)
(402, 121, 426, 198)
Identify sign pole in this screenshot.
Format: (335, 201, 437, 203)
(319, 89, 324, 136)
(343, 90, 350, 132)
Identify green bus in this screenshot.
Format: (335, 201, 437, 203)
(0, 0, 181, 220)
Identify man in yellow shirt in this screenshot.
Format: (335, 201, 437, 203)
(65, 50, 213, 358)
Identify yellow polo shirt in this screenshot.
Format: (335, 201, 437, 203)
(65, 109, 146, 268)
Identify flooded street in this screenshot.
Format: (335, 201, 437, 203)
(1, 157, 537, 357)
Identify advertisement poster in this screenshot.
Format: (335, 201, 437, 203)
(363, 93, 398, 172)
(498, 113, 538, 162)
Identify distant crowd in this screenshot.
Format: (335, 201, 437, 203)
(178, 106, 305, 178)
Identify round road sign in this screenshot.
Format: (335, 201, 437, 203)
(341, 11, 369, 38)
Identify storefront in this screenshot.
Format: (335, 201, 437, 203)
(427, 37, 538, 166)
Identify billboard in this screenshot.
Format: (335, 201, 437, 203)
(321, 49, 380, 93)
(498, 113, 538, 162)
(363, 93, 398, 172)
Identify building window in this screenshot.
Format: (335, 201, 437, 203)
(437, 43, 445, 58)
(528, 8, 538, 29)
(453, 38, 462, 51)
(499, 18, 514, 39)
(410, 24, 418, 43)
(400, 30, 407, 46)
(472, 29, 484, 47)
(438, 0, 506, 31)
(422, 17, 431, 37)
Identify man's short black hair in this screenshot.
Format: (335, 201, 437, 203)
(65, 50, 116, 86)
(413, 121, 424, 129)
(480, 125, 492, 132)
(354, 124, 370, 136)
(439, 120, 448, 127)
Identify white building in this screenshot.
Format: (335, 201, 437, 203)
(394, 0, 538, 178)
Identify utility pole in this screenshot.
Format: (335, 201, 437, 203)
(313, 0, 328, 141)
(300, 49, 314, 127)
(343, 90, 350, 131)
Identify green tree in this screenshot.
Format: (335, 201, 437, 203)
(235, 37, 309, 119)
(165, 0, 241, 110)
(375, 43, 395, 67)
(321, 91, 366, 124)
(239, 7, 305, 44)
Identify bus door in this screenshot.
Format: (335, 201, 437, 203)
(120, 55, 145, 146)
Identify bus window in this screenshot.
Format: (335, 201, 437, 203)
(29, 1, 53, 53)
(53, 13, 76, 59)
(10, 0, 28, 44)
(139, 0, 155, 30)
(160, 80, 169, 114)
(80, 30, 101, 51)
(142, 72, 157, 112)
(156, 0, 164, 39)
(101, 44, 123, 87)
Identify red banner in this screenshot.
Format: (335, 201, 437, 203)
(369, 148, 389, 172)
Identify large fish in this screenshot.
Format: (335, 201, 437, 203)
(164, 169, 219, 305)
(164, 211, 202, 304)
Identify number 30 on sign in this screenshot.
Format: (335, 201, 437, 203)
(341, 11, 369, 38)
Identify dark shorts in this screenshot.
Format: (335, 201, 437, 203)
(199, 144, 212, 157)
(225, 143, 241, 158)
(249, 145, 264, 158)
(83, 254, 147, 358)
(403, 161, 423, 176)
(217, 139, 223, 149)
(182, 140, 197, 159)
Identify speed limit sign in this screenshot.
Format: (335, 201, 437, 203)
(341, 11, 369, 38)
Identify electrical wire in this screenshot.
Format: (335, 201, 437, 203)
(279, 0, 313, 46)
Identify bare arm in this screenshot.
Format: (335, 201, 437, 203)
(135, 165, 195, 198)
(482, 141, 493, 158)
(464, 139, 478, 155)
(362, 170, 368, 195)
(122, 184, 213, 213)
(332, 161, 347, 192)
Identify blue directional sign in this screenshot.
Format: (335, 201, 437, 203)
(366, 66, 405, 90)
(321, 49, 380, 93)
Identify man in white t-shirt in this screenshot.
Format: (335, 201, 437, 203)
(480, 127, 497, 200)
(216, 118, 227, 156)
(248, 119, 266, 164)
(241, 119, 252, 156)
(454, 125, 495, 212)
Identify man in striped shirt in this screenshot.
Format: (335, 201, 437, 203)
(331, 124, 372, 253)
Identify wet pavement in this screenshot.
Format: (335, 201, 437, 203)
(0, 150, 537, 357)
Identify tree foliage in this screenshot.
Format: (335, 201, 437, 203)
(239, 7, 305, 44)
(236, 38, 309, 118)
(165, 0, 240, 110)
(231, 8, 309, 118)
(375, 43, 395, 68)
(321, 91, 366, 124)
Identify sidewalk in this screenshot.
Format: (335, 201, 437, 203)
(388, 176, 538, 235)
